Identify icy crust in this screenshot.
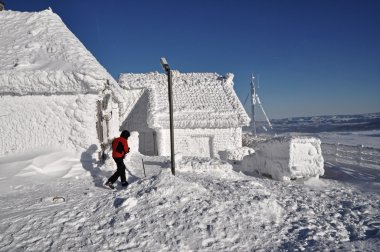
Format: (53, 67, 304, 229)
(241, 136, 324, 181)
(0, 10, 115, 94)
(0, 95, 99, 156)
(119, 71, 250, 129)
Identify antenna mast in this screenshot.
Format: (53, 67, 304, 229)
(250, 73, 273, 135)
(250, 74, 257, 136)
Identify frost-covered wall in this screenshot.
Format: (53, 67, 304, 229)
(120, 91, 157, 155)
(0, 95, 99, 156)
(121, 91, 149, 131)
(119, 72, 250, 129)
(156, 128, 242, 158)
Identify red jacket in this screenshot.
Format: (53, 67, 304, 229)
(112, 137, 129, 158)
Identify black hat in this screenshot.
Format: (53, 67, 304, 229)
(120, 130, 130, 139)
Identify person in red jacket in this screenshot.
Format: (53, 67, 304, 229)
(105, 130, 130, 189)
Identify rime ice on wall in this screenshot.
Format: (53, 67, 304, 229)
(0, 10, 125, 156)
(240, 136, 324, 181)
(119, 71, 250, 129)
(0, 95, 99, 156)
(119, 71, 250, 157)
(156, 128, 243, 157)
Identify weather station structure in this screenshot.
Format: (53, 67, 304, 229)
(244, 74, 273, 137)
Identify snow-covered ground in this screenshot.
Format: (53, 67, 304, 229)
(1, 137, 379, 251)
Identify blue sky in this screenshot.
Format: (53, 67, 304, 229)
(5, 0, 380, 119)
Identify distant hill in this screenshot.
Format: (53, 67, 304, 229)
(245, 112, 380, 133)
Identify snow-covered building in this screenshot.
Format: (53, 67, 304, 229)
(119, 71, 250, 158)
(0, 9, 127, 158)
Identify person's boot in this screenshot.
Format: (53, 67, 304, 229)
(121, 181, 129, 187)
(105, 181, 115, 189)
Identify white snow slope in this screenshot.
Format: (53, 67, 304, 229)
(0, 9, 115, 94)
(0, 148, 379, 251)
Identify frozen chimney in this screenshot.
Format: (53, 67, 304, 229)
(224, 73, 234, 85)
(0, 1, 4, 11)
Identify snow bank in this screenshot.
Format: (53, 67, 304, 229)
(240, 136, 324, 181)
(0, 149, 87, 192)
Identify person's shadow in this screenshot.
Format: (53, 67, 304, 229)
(80, 144, 110, 187)
(81, 144, 140, 187)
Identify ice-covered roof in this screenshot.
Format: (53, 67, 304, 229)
(119, 71, 251, 129)
(0, 9, 116, 95)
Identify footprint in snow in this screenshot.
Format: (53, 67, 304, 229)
(40, 196, 66, 204)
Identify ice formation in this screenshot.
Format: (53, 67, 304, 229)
(218, 146, 255, 161)
(240, 136, 325, 181)
(119, 71, 250, 129)
(118, 71, 250, 157)
(0, 9, 127, 157)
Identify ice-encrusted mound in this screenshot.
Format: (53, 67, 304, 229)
(177, 157, 242, 179)
(219, 146, 255, 161)
(240, 136, 324, 181)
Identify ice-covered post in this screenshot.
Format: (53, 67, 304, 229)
(160, 57, 175, 176)
(250, 74, 257, 137)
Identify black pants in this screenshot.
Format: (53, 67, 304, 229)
(107, 158, 126, 184)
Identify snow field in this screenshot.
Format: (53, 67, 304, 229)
(0, 158, 284, 251)
(0, 153, 379, 251)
